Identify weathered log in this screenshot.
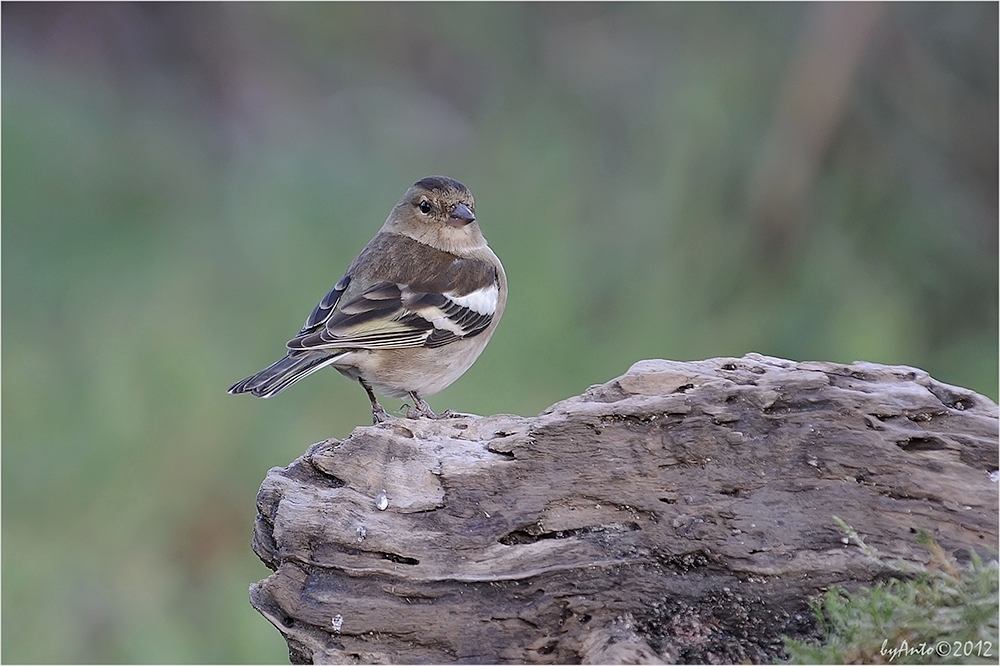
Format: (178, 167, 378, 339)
(249, 354, 998, 664)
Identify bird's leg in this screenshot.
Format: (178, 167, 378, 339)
(359, 378, 391, 424)
(404, 392, 457, 420)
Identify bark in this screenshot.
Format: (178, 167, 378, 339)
(249, 354, 998, 664)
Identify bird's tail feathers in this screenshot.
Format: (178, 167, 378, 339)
(227, 352, 343, 398)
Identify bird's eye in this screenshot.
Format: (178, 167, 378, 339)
(418, 200, 432, 214)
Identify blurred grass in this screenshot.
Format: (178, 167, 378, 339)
(2, 3, 996, 663)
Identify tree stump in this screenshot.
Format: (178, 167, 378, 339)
(249, 354, 998, 664)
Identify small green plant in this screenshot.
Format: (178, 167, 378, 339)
(782, 518, 998, 664)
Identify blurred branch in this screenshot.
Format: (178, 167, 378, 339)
(746, 2, 884, 266)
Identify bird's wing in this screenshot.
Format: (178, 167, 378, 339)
(299, 275, 350, 332)
(287, 277, 499, 352)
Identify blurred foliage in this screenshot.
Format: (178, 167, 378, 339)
(2, 2, 996, 663)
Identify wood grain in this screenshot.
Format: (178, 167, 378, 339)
(250, 354, 998, 664)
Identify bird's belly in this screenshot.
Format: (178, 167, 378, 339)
(331, 337, 491, 399)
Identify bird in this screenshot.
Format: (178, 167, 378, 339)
(228, 176, 507, 425)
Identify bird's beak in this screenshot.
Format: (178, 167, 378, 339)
(447, 202, 476, 227)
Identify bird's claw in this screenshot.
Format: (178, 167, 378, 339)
(403, 403, 436, 419)
(371, 405, 392, 425)
(404, 406, 461, 420)
(401, 393, 460, 420)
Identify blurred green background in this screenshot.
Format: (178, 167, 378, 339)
(3, 2, 996, 663)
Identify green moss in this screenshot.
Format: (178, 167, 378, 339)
(783, 521, 999, 665)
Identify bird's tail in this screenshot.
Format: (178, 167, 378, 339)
(227, 351, 343, 398)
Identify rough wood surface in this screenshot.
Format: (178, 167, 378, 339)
(249, 354, 998, 664)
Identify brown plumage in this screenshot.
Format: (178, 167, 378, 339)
(228, 176, 507, 424)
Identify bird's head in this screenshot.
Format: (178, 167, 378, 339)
(383, 176, 488, 255)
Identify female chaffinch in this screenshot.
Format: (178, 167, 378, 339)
(229, 176, 507, 424)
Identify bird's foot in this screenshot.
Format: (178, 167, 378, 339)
(403, 393, 458, 420)
(404, 407, 463, 420)
(404, 403, 440, 419)
(371, 403, 392, 425)
(360, 379, 393, 425)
